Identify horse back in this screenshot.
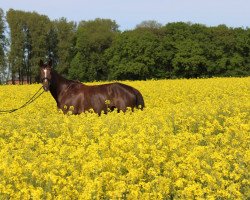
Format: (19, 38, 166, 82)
(59, 81, 144, 114)
(106, 82, 145, 110)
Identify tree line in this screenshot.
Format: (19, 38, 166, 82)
(0, 8, 249, 84)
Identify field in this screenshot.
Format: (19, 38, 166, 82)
(0, 77, 249, 199)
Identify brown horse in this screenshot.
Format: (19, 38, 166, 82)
(39, 60, 145, 115)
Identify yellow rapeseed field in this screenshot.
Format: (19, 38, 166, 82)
(0, 77, 249, 199)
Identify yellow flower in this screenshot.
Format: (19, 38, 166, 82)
(0, 77, 249, 199)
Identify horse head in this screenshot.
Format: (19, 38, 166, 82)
(39, 59, 52, 92)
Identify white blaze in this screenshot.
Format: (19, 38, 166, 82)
(44, 69, 48, 82)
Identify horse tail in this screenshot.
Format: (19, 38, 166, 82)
(134, 89, 145, 110)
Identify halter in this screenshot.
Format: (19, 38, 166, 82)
(41, 77, 51, 83)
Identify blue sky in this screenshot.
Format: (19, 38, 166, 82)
(1, 0, 250, 30)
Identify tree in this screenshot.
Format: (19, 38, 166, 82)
(51, 18, 76, 76)
(0, 8, 8, 83)
(205, 25, 247, 76)
(172, 39, 208, 78)
(7, 9, 51, 83)
(230, 27, 250, 76)
(25, 12, 51, 82)
(69, 18, 119, 81)
(2, 10, 250, 81)
(136, 20, 162, 29)
(106, 28, 168, 80)
(163, 23, 210, 77)
(6, 9, 26, 84)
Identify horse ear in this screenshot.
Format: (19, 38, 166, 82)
(39, 60, 44, 68)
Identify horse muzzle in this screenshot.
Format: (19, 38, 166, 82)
(41, 78, 50, 92)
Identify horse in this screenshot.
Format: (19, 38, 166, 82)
(39, 60, 145, 115)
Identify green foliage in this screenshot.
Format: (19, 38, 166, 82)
(106, 29, 164, 80)
(6, 9, 51, 83)
(0, 8, 5, 63)
(0, 8, 8, 83)
(136, 20, 162, 29)
(2, 9, 250, 83)
(6, 10, 23, 71)
(68, 52, 87, 80)
(0, 8, 5, 68)
(51, 18, 76, 76)
(69, 18, 119, 81)
(172, 39, 208, 77)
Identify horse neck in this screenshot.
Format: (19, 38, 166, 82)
(49, 70, 71, 103)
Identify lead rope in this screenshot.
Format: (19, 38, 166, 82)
(0, 86, 44, 114)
